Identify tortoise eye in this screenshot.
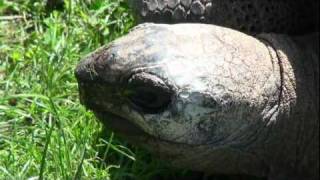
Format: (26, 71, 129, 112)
(126, 73, 172, 114)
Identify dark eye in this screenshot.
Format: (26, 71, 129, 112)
(126, 72, 172, 114)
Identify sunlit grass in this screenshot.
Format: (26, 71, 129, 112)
(0, 0, 184, 179)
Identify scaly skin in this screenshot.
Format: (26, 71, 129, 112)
(75, 23, 319, 179)
(128, 0, 319, 34)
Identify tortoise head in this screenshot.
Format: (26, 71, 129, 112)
(75, 23, 281, 174)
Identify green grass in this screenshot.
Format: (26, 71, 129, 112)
(0, 1, 189, 179)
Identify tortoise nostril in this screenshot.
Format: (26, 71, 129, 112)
(127, 73, 172, 114)
(75, 63, 96, 82)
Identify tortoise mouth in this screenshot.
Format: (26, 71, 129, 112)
(94, 110, 149, 138)
(94, 111, 198, 147)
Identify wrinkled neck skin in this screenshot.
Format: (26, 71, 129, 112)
(255, 33, 319, 179)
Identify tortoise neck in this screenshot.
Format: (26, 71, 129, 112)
(257, 33, 319, 177)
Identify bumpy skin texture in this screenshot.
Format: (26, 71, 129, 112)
(75, 24, 319, 179)
(128, 0, 319, 34)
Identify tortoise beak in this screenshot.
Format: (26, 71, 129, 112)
(75, 58, 149, 138)
(94, 111, 148, 138)
(75, 78, 148, 138)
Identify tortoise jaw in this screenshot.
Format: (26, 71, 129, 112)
(77, 81, 148, 138)
(94, 110, 149, 138)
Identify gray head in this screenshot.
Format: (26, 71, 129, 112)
(75, 23, 282, 174)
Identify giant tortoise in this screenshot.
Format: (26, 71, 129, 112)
(75, 0, 319, 179)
